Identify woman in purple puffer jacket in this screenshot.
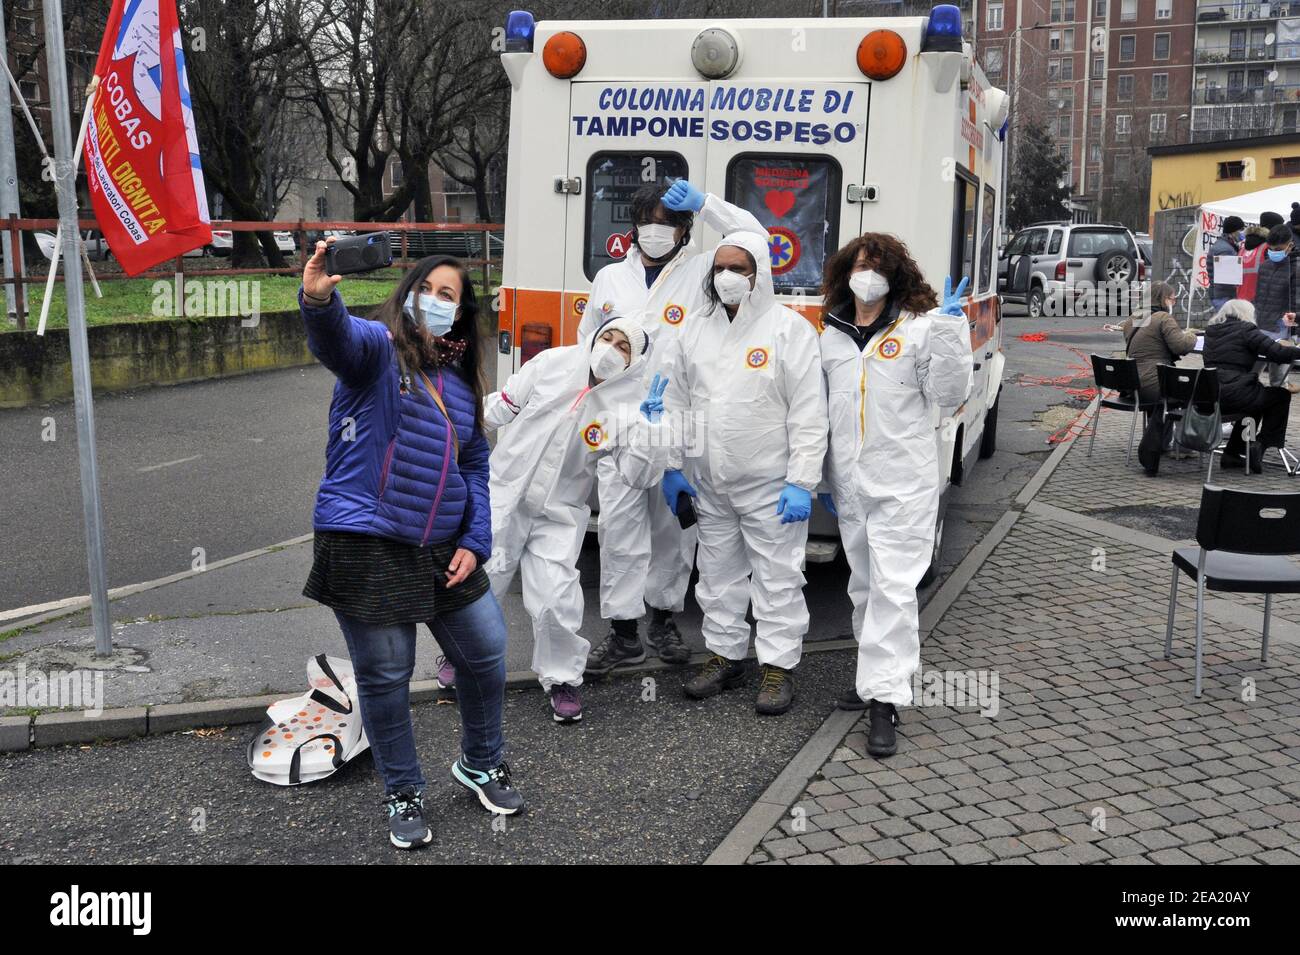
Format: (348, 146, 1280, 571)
(299, 239, 523, 850)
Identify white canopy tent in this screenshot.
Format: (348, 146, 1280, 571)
(1192, 183, 1300, 290)
(1182, 183, 1300, 326)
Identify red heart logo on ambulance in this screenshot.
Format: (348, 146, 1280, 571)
(763, 190, 796, 219)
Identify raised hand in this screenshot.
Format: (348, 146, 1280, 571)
(940, 275, 970, 317)
(640, 373, 669, 422)
(302, 237, 342, 303)
(662, 179, 705, 213)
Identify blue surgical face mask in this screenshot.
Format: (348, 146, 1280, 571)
(1268, 249, 1289, 263)
(404, 291, 458, 336)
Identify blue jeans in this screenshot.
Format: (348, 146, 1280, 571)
(334, 590, 508, 794)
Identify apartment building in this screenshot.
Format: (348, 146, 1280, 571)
(1191, 0, 1300, 140)
(973, 0, 1196, 225)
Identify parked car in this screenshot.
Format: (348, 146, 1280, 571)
(998, 221, 1145, 317)
(209, 229, 297, 256)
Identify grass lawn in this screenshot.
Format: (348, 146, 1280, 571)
(7, 268, 490, 331)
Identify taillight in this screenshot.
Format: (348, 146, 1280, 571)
(520, 322, 552, 364)
(856, 30, 907, 80)
(1055, 260, 1067, 281)
(1138, 260, 1147, 280)
(543, 31, 586, 78)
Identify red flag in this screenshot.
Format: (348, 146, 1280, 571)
(83, 0, 211, 276)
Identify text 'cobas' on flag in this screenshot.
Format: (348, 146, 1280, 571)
(83, 0, 212, 276)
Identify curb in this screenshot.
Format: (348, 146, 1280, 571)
(0, 640, 862, 754)
(0, 533, 315, 629)
(704, 395, 1087, 865)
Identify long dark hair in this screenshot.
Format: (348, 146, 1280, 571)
(371, 255, 485, 431)
(822, 233, 939, 316)
(700, 246, 757, 311)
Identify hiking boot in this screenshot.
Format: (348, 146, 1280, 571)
(435, 655, 456, 692)
(683, 653, 746, 699)
(836, 685, 869, 710)
(755, 664, 795, 716)
(383, 787, 433, 850)
(584, 629, 647, 675)
(646, 615, 691, 665)
(867, 700, 900, 758)
(549, 683, 583, 723)
(451, 758, 525, 815)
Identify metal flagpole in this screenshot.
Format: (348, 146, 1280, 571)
(42, 0, 113, 655)
(37, 83, 98, 336)
(0, 0, 21, 320)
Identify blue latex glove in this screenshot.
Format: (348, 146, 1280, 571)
(640, 373, 668, 422)
(661, 469, 697, 515)
(776, 483, 812, 524)
(940, 275, 970, 317)
(663, 179, 706, 213)
(818, 492, 838, 518)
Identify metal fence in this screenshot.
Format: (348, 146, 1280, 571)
(0, 217, 504, 331)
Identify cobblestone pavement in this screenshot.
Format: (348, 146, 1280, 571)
(744, 400, 1300, 865)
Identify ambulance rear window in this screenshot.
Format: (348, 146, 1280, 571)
(978, 185, 997, 293)
(952, 172, 978, 291)
(725, 154, 841, 294)
(584, 152, 689, 280)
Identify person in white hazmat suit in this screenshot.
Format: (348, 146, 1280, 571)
(483, 316, 671, 724)
(817, 233, 973, 758)
(578, 178, 768, 674)
(659, 230, 828, 716)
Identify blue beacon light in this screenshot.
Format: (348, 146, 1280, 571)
(505, 10, 536, 53)
(923, 4, 964, 53)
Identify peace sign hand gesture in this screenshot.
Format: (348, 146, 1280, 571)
(940, 275, 970, 317)
(640, 373, 669, 422)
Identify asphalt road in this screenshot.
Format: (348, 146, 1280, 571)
(0, 309, 1116, 614)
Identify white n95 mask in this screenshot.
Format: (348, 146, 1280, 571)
(849, 269, 890, 304)
(637, 224, 678, 260)
(589, 342, 628, 381)
(713, 270, 751, 306)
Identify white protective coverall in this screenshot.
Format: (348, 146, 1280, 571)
(662, 231, 828, 670)
(821, 299, 973, 706)
(484, 318, 668, 691)
(579, 193, 767, 621)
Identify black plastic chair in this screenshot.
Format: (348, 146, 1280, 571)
(1165, 484, 1300, 697)
(1089, 355, 1156, 464)
(1155, 365, 1247, 480)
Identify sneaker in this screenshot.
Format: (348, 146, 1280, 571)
(755, 664, 795, 715)
(435, 655, 456, 692)
(683, 653, 747, 700)
(383, 787, 433, 850)
(646, 615, 691, 665)
(451, 758, 525, 815)
(549, 683, 583, 723)
(836, 686, 868, 710)
(867, 700, 900, 758)
(584, 629, 647, 675)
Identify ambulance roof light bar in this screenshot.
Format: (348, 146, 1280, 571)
(505, 10, 536, 53)
(922, 4, 964, 53)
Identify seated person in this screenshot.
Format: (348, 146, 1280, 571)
(1203, 299, 1300, 474)
(1121, 281, 1196, 405)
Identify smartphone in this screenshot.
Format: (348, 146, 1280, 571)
(325, 232, 392, 275)
(676, 492, 698, 530)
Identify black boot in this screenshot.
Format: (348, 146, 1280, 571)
(755, 664, 795, 716)
(836, 686, 868, 710)
(866, 700, 899, 758)
(683, 653, 746, 699)
(646, 611, 691, 665)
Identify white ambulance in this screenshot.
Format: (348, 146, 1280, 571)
(495, 4, 1009, 572)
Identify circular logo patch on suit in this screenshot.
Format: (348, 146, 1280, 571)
(582, 421, 605, 450)
(663, 303, 685, 325)
(879, 337, 902, 359)
(601, 300, 614, 315)
(767, 227, 800, 276)
(746, 347, 770, 369)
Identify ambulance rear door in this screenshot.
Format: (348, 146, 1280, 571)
(704, 81, 870, 307)
(565, 82, 711, 345)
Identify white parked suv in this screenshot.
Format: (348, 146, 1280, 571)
(998, 221, 1146, 317)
